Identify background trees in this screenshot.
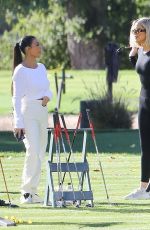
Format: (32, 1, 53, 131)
(0, 0, 149, 70)
(0, 0, 68, 69)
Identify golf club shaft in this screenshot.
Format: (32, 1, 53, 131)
(54, 72, 58, 94)
(55, 111, 76, 201)
(61, 113, 82, 184)
(86, 109, 110, 203)
(60, 114, 87, 201)
(56, 80, 63, 110)
(53, 114, 64, 199)
(93, 139, 110, 201)
(0, 158, 11, 203)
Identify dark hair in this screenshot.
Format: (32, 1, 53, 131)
(13, 35, 36, 70)
(12, 35, 36, 95)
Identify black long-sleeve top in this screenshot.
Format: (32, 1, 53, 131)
(130, 48, 150, 97)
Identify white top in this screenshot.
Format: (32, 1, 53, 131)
(12, 63, 53, 128)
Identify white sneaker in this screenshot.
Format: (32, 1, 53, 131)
(56, 200, 66, 207)
(124, 188, 150, 200)
(20, 193, 32, 204)
(32, 194, 43, 203)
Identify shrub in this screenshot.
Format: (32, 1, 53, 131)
(85, 97, 132, 129)
(82, 81, 132, 129)
(0, 6, 69, 70)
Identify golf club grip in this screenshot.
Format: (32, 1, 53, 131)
(53, 114, 59, 141)
(60, 114, 66, 128)
(54, 72, 58, 93)
(73, 113, 82, 138)
(64, 128, 70, 142)
(90, 122, 95, 139)
(86, 109, 95, 139)
(60, 114, 70, 144)
(53, 113, 57, 127)
(56, 110, 63, 133)
(54, 109, 60, 127)
(56, 80, 63, 110)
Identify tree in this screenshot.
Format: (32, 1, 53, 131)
(59, 0, 137, 69)
(0, 0, 49, 34)
(0, 1, 69, 69)
(63, 0, 107, 69)
(136, 0, 150, 17)
(106, 0, 137, 45)
(0, 0, 144, 70)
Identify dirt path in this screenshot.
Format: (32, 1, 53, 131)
(0, 114, 138, 131)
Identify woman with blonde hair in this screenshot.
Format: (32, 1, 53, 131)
(12, 35, 52, 204)
(125, 18, 150, 199)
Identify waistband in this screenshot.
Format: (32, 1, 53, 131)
(22, 99, 43, 105)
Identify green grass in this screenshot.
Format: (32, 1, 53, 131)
(1, 152, 150, 229)
(0, 70, 140, 115)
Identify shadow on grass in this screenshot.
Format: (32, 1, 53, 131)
(78, 202, 150, 214)
(21, 221, 123, 228)
(2, 194, 150, 214)
(97, 202, 150, 207)
(18, 201, 150, 214)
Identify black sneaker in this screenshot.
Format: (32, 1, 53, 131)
(20, 193, 32, 204)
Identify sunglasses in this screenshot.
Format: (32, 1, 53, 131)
(131, 28, 146, 34)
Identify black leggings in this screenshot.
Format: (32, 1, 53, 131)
(139, 96, 150, 182)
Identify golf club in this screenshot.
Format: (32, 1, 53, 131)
(56, 79, 63, 110)
(53, 113, 66, 207)
(86, 109, 118, 206)
(54, 110, 77, 205)
(116, 46, 131, 53)
(60, 113, 86, 204)
(0, 158, 19, 208)
(61, 112, 82, 184)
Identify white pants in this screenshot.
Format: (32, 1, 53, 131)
(21, 100, 48, 195)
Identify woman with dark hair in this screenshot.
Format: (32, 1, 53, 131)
(12, 35, 52, 204)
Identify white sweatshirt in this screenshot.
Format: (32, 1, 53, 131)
(12, 63, 53, 128)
